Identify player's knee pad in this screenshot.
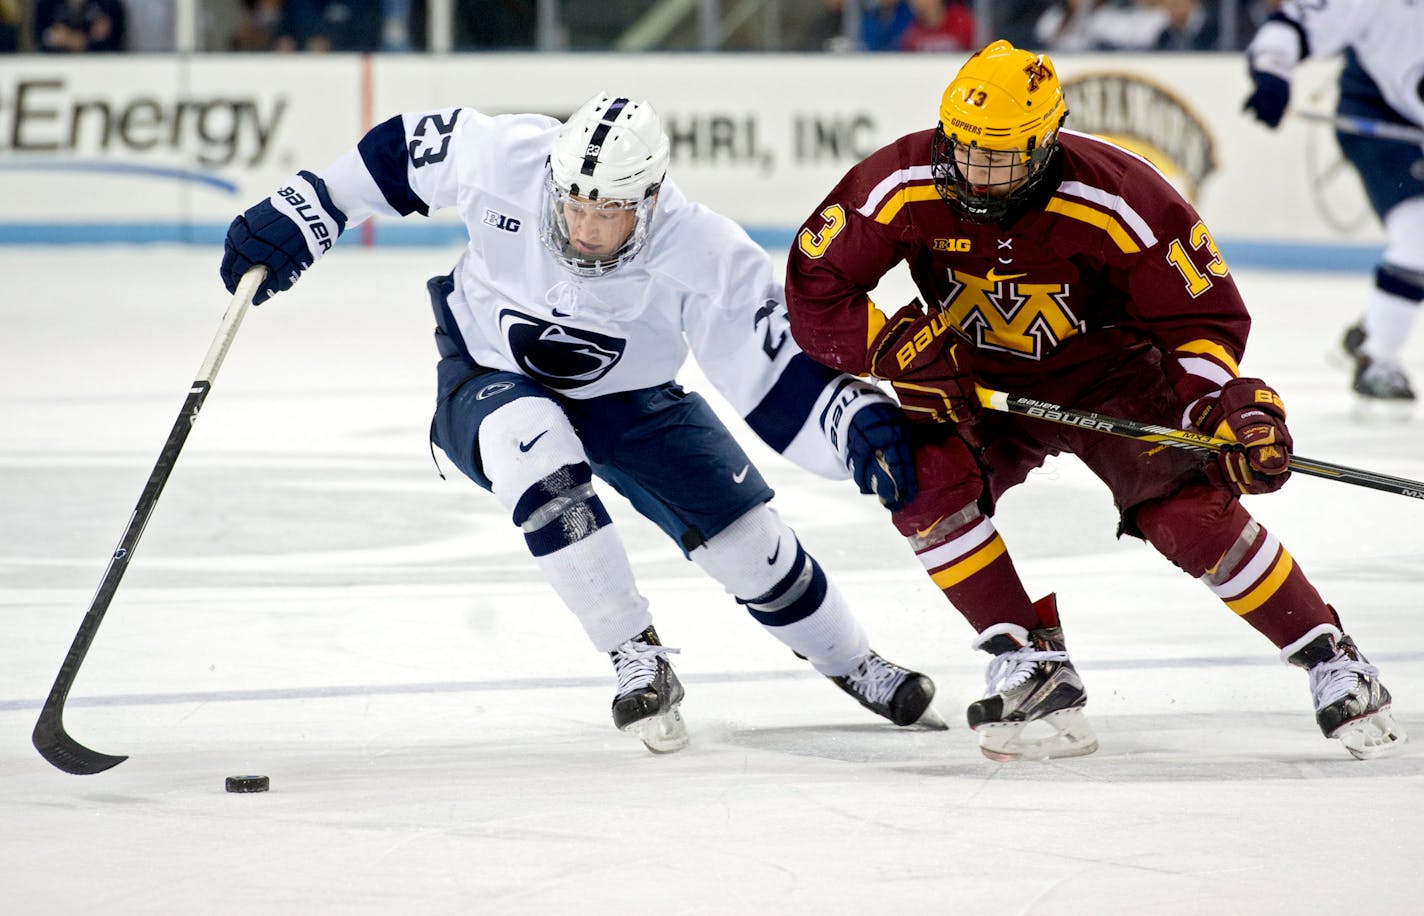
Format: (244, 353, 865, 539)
(889, 436, 984, 540)
(478, 398, 586, 507)
(691, 506, 828, 627)
(478, 399, 609, 557)
(1133, 483, 1251, 577)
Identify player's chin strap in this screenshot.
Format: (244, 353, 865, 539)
(975, 386, 1424, 501)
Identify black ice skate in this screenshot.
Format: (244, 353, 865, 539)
(1287, 628, 1406, 760)
(609, 626, 688, 754)
(966, 597, 1097, 761)
(1342, 324, 1416, 407)
(829, 651, 947, 729)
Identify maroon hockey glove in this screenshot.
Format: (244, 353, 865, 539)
(1192, 377, 1292, 494)
(868, 302, 976, 424)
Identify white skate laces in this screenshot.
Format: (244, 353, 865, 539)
(844, 653, 908, 707)
(968, 625, 1097, 762)
(611, 638, 679, 698)
(608, 632, 688, 755)
(983, 646, 1069, 696)
(1307, 653, 1380, 712)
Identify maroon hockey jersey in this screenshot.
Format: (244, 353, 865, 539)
(786, 128, 1250, 419)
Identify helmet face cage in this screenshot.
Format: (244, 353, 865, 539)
(540, 93, 669, 277)
(540, 169, 659, 278)
(931, 126, 1058, 223)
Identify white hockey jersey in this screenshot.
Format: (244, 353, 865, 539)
(1248, 0, 1424, 128)
(317, 106, 887, 480)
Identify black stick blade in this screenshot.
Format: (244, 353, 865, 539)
(33, 715, 127, 775)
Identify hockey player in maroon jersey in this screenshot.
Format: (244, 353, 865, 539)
(785, 39, 1405, 761)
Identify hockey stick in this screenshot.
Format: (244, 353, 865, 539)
(976, 387, 1424, 501)
(1294, 110, 1424, 146)
(33, 267, 267, 775)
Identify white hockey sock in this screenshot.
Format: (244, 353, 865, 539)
(691, 506, 869, 675)
(1360, 288, 1418, 364)
(533, 525, 651, 652)
(1362, 201, 1424, 363)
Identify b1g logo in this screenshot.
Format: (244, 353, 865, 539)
(483, 209, 521, 232)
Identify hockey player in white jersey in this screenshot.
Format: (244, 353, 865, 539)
(1245, 0, 1424, 405)
(218, 93, 945, 753)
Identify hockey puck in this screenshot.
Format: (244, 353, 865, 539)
(225, 775, 270, 793)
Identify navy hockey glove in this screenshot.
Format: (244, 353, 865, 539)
(1192, 377, 1292, 495)
(1244, 69, 1290, 129)
(868, 301, 976, 424)
(220, 170, 346, 304)
(845, 400, 918, 511)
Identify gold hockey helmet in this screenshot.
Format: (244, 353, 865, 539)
(932, 40, 1068, 222)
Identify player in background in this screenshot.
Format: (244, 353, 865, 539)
(1245, 0, 1424, 405)
(785, 40, 1404, 762)
(218, 92, 945, 754)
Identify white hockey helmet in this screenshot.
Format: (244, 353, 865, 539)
(540, 93, 670, 277)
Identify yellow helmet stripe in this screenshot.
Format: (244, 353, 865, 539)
(1045, 196, 1141, 254)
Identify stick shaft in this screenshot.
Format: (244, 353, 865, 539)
(977, 387, 1424, 501)
(33, 267, 266, 775)
(1294, 110, 1424, 146)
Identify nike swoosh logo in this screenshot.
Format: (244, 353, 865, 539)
(914, 515, 947, 539)
(519, 430, 549, 452)
(985, 268, 1026, 283)
(551, 308, 572, 318)
(767, 540, 781, 565)
(732, 464, 750, 484)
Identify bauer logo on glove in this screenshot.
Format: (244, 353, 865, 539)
(868, 301, 977, 424)
(1192, 378, 1293, 495)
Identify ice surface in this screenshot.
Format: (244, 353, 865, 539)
(3, 246, 1423, 914)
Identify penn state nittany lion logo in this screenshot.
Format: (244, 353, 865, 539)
(497, 309, 626, 390)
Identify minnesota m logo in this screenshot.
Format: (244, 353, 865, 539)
(942, 269, 1084, 359)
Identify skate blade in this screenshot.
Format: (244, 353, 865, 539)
(912, 705, 950, 731)
(624, 705, 690, 754)
(974, 707, 1098, 762)
(1334, 709, 1407, 761)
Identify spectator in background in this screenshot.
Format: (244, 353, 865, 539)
(1153, 0, 1218, 51)
(860, 0, 915, 52)
(899, 0, 975, 53)
(1034, 0, 1167, 52)
(788, 0, 852, 52)
(274, 0, 380, 51)
(35, 0, 127, 52)
(456, 0, 534, 50)
(1, 0, 22, 52)
(232, 0, 284, 50)
(126, 0, 177, 51)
